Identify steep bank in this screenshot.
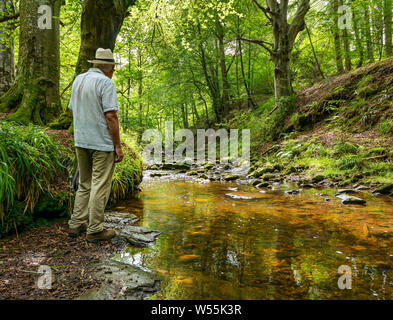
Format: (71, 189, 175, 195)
(226, 58, 393, 193)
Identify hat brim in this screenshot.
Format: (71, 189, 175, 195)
(87, 60, 121, 65)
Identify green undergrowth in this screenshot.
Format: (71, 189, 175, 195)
(0, 122, 72, 236)
(223, 95, 296, 150)
(0, 122, 143, 237)
(111, 133, 143, 203)
(225, 59, 393, 186)
(250, 135, 393, 186)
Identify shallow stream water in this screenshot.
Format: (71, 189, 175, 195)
(111, 171, 393, 300)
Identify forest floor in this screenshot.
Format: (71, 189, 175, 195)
(0, 219, 120, 299)
(0, 128, 117, 300)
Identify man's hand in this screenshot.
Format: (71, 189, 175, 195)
(115, 146, 124, 163)
(105, 110, 123, 163)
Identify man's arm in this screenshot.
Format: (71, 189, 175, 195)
(105, 110, 124, 163)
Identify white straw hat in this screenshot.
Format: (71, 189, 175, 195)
(88, 48, 121, 65)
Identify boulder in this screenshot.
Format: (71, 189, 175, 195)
(224, 175, 240, 181)
(256, 182, 270, 188)
(261, 173, 275, 181)
(104, 212, 139, 230)
(372, 184, 393, 195)
(225, 193, 254, 200)
(311, 175, 325, 183)
(355, 185, 369, 191)
(78, 259, 161, 300)
(337, 189, 357, 194)
(285, 189, 302, 195)
(251, 179, 262, 186)
(204, 163, 215, 170)
(301, 183, 316, 188)
(198, 174, 209, 180)
(118, 226, 161, 247)
(186, 170, 198, 176)
(336, 194, 366, 205)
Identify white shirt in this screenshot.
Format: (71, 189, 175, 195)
(68, 68, 119, 152)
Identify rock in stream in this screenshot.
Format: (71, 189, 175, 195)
(335, 194, 367, 205)
(78, 259, 161, 300)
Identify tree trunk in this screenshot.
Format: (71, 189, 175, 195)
(342, 26, 352, 71)
(0, 0, 15, 97)
(353, 9, 364, 68)
(272, 50, 292, 100)
(364, 6, 375, 63)
(340, 0, 352, 71)
(305, 24, 324, 79)
(216, 20, 230, 115)
(263, 0, 310, 101)
(191, 96, 199, 127)
(197, 27, 222, 122)
(75, 0, 135, 75)
(0, 0, 62, 125)
(385, 0, 393, 57)
(238, 37, 256, 109)
(332, 0, 344, 73)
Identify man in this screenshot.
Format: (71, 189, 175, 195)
(67, 48, 124, 242)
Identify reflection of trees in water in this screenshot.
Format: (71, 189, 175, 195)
(271, 218, 308, 299)
(133, 181, 393, 299)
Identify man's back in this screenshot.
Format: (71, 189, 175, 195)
(69, 68, 119, 152)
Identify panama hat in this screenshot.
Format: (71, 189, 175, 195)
(88, 48, 121, 65)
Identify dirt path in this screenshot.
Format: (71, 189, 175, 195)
(0, 220, 119, 300)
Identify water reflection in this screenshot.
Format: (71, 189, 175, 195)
(113, 174, 393, 300)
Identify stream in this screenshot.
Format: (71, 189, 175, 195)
(109, 169, 393, 300)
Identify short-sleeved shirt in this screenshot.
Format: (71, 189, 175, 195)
(68, 68, 119, 152)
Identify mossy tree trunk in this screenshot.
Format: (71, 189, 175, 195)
(0, 0, 16, 97)
(241, 0, 310, 101)
(51, 0, 135, 130)
(0, 0, 62, 125)
(384, 0, 393, 57)
(332, 0, 344, 73)
(74, 0, 135, 76)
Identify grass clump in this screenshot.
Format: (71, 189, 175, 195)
(0, 122, 71, 234)
(111, 134, 143, 202)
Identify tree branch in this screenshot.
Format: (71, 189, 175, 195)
(252, 0, 272, 21)
(0, 12, 19, 23)
(288, 0, 310, 47)
(238, 37, 273, 55)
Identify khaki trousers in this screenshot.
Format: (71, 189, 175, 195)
(68, 147, 115, 234)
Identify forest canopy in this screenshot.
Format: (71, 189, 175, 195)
(0, 0, 392, 142)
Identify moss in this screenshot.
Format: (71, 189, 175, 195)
(373, 184, 393, 195)
(224, 175, 240, 181)
(187, 170, 198, 176)
(311, 174, 325, 183)
(261, 173, 275, 181)
(48, 112, 73, 130)
(204, 163, 215, 170)
(0, 81, 23, 113)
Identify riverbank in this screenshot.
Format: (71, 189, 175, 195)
(0, 209, 162, 300)
(0, 121, 143, 237)
(0, 219, 113, 299)
(218, 59, 393, 195)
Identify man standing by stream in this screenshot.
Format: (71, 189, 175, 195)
(67, 48, 124, 242)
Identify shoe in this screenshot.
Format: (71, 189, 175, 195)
(68, 222, 88, 238)
(86, 229, 116, 243)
